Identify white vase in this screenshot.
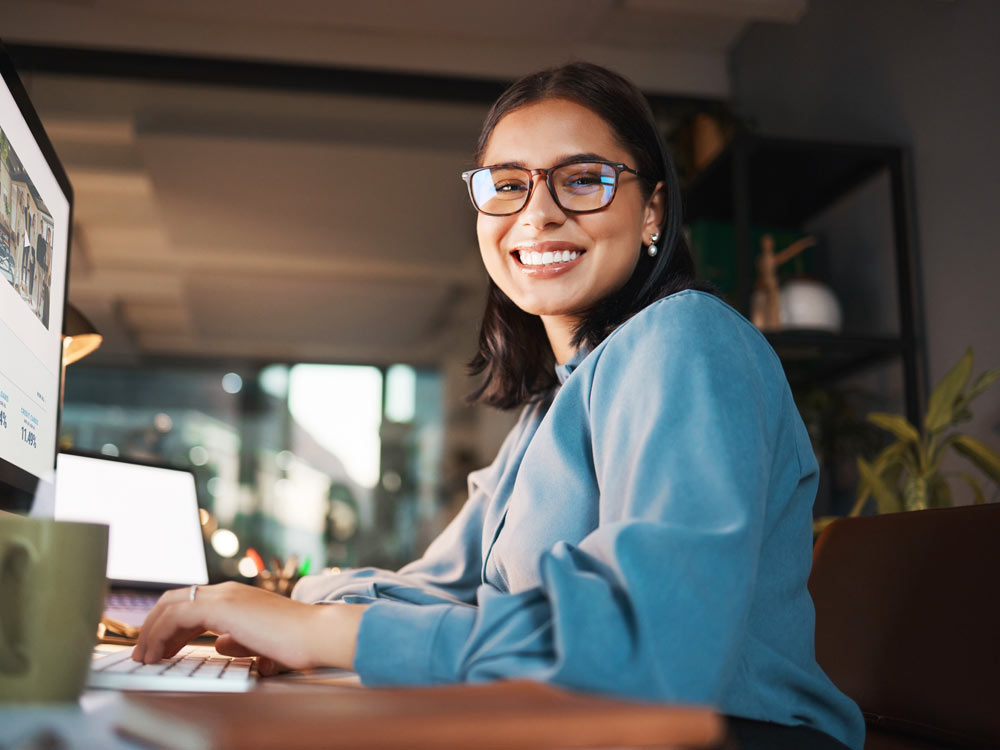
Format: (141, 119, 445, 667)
(778, 279, 843, 332)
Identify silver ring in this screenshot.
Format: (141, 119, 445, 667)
(189, 585, 198, 602)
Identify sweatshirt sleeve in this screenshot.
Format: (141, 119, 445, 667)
(354, 296, 791, 704)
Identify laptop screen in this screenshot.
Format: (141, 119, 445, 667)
(54, 452, 209, 587)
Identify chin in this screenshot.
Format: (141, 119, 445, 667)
(512, 299, 582, 319)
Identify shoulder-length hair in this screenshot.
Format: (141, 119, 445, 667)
(468, 62, 712, 410)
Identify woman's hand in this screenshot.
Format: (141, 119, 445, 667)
(131, 581, 368, 675)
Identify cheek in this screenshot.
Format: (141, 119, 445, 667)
(475, 216, 489, 257)
(476, 216, 506, 263)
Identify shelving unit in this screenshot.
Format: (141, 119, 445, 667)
(684, 132, 925, 425)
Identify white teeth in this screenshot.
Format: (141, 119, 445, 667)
(517, 250, 581, 266)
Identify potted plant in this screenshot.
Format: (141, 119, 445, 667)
(814, 349, 1000, 533)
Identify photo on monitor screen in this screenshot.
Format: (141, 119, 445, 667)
(1, 127, 56, 331)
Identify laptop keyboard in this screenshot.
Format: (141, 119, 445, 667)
(106, 591, 159, 610)
(90, 645, 256, 692)
(104, 591, 159, 628)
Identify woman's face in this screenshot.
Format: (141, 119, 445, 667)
(476, 98, 663, 326)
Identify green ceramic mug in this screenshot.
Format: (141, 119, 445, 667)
(0, 516, 108, 702)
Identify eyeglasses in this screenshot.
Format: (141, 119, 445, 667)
(461, 159, 645, 216)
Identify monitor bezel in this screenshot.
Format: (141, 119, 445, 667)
(0, 39, 74, 513)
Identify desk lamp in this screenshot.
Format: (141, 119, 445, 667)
(61, 303, 102, 404)
(63, 303, 103, 366)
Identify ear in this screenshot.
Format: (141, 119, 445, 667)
(641, 181, 666, 243)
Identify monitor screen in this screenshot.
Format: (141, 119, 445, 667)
(0, 43, 72, 513)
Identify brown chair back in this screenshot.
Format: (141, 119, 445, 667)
(809, 504, 1000, 749)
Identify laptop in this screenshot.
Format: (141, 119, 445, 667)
(54, 451, 257, 691)
(53, 451, 210, 635)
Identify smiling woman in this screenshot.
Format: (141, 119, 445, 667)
(133, 62, 864, 750)
(464, 67, 711, 406)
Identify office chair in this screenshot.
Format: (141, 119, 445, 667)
(809, 504, 1000, 749)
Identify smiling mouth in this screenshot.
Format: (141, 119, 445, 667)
(513, 249, 584, 267)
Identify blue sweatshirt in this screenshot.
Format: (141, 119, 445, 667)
(292, 290, 865, 749)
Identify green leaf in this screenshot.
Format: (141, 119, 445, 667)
(951, 408, 973, 425)
(848, 490, 872, 517)
(957, 473, 986, 505)
(882, 462, 906, 491)
(925, 349, 973, 433)
(867, 412, 920, 445)
(813, 516, 840, 537)
(965, 367, 1000, 404)
(895, 442, 920, 477)
(857, 457, 903, 514)
(951, 434, 1000, 485)
(872, 441, 911, 474)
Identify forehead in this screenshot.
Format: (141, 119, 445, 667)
(480, 98, 630, 166)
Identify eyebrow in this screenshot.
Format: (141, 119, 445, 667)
(487, 152, 609, 169)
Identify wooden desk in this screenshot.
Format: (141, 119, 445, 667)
(1, 661, 726, 750)
(116, 678, 728, 749)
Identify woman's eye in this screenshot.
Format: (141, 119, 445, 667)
(495, 181, 528, 194)
(561, 172, 603, 191)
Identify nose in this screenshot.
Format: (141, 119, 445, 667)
(520, 171, 566, 229)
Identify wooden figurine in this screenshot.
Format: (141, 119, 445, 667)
(751, 233, 817, 331)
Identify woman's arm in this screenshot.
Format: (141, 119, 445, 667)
(132, 581, 368, 673)
(135, 402, 536, 672)
(349, 295, 798, 704)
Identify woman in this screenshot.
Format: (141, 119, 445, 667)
(134, 63, 864, 749)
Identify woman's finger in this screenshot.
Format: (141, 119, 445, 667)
(214, 634, 256, 657)
(136, 594, 213, 663)
(215, 634, 289, 676)
(133, 585, 200, 661)
(255, 657, 285, 677)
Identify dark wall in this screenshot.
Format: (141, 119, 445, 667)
(731, 0, 1000, 481)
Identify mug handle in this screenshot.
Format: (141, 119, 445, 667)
(0, 538, 33, 675)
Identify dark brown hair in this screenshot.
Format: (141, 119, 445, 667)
(468, 62, 711, 410)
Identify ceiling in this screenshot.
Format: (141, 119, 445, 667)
(4, 0, 808, 367)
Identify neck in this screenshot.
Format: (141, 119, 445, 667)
(541, 315, 580, 366)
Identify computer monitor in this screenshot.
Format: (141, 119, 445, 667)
(0, 42, 73, 514)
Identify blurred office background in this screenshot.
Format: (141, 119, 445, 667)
(3, 0, 997, 581)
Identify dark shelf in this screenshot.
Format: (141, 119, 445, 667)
(678, 132, 923, 424)
(765, 331, 905, 390)
(685, 134, 897, 227)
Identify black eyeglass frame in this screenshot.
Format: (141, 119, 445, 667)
(460, 158, 646, 217)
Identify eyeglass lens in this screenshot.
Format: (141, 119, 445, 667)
(470, 162, 618, 215)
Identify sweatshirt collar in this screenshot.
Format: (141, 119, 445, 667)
(554, 345, 591, 385)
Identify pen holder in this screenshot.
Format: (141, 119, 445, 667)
(254, 556, 303, 597)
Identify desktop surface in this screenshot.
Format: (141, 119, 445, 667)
(3, 666, 726, 750)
